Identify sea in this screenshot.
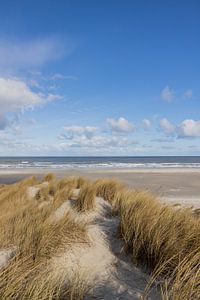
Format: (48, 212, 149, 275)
(0, 156, 200, 170)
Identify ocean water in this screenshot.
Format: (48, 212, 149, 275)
(0, 156, 200, 170)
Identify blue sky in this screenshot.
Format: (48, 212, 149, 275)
(0, 0, 200, 155)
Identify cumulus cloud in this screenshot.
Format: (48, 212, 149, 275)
(161, 86, 174, 102)
(177, 119, 200, 138)
(142, 119, 151, 130)
(107, 117, 134, 133)
(0, 37, 68, 69)
(160, 118, 175, 134)
(183, 89, 193, 99)
(0, 77, 62, 129)
(160, 118, 200, 138)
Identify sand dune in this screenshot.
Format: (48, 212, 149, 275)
(0, 175, 199, 299)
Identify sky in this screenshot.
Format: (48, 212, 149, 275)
(0, 0, 200, 156)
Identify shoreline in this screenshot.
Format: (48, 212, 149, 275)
(1, 166, 200, 174)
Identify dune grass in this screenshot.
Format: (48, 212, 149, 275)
(0, 177, 89, 299)
(94, 178, 125, 204)
(43, 173, 55, 182)
(91, 177, 200, 298)
(0, 175, 199, 299)
(76, 182, 96, 212)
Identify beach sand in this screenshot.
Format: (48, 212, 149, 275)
(0, 167, 200, 208)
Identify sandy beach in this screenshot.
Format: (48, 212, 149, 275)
(1, 167, 200, 208)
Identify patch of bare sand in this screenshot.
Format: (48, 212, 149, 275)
(160, 196, 200, 209)
(26, 181, 49, 199)
(0, 247, 17, 270)
(51, 195, 160, 299)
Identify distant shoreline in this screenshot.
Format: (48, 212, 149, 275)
(1, 156, 200, 171)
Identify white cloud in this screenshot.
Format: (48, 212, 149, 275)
(142, 119, 151, 130)
(178, 119, 200, 138)
(183, 89, 193, 99)
(161, 86, 174, 102)
(0, 77, 62, 125)
(160, 118, 200, 138)
(0, 37, 67, 69)
(160, 118, 175, 134)
(0, 78, 42, 113)
(63, 126, 98, 139)
(107, 117, 134, 133)
(60, 134, 137, 149)
(60, 122, 137, 150)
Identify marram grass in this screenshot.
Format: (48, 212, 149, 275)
(0, 175, 199, 299)
(76, 182, 96, 212)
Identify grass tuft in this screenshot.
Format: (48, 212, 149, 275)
(43, 173, 55, 182)
(76, 182, 96, 212)
(94, 178, 125, 204)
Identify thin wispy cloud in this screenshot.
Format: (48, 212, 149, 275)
(62, 125, 98, 139)
(0, 37, 72, 69)
(161, 86, 174, 103)
(183, 89, 193, 99)
(142, 119, 151, 130)
(50, 73, 79, 81)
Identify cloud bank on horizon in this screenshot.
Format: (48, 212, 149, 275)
(0, 0, 199, 156)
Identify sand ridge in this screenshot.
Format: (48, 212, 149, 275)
(49, 190, 160, 299)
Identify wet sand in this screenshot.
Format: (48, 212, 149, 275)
(0, 168, 200, 208)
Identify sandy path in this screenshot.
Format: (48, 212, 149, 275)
(50, 193, 160, 299)
(82, 198, 160, 299)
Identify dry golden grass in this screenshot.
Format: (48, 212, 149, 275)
(119, 190, 200, 272)
(0, 178, 89, 299)
(43, 173, 55, 182)
(0, 219, 88, 299)
(0, 177, 37, 238)
(56, 176, 78, 190)
(193, 208, 200, 219)
(76, 182, 96, 212)
(94, 178, 125, 204)
(92, 178, 200, 298)
(164, 248, 200, 299)
(105, 185, 200, 299)
(76, 176, 90, 188)
(0, 175, 200, 299)
(19, 175, 38, 186)
(52, 186, 74, 210)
